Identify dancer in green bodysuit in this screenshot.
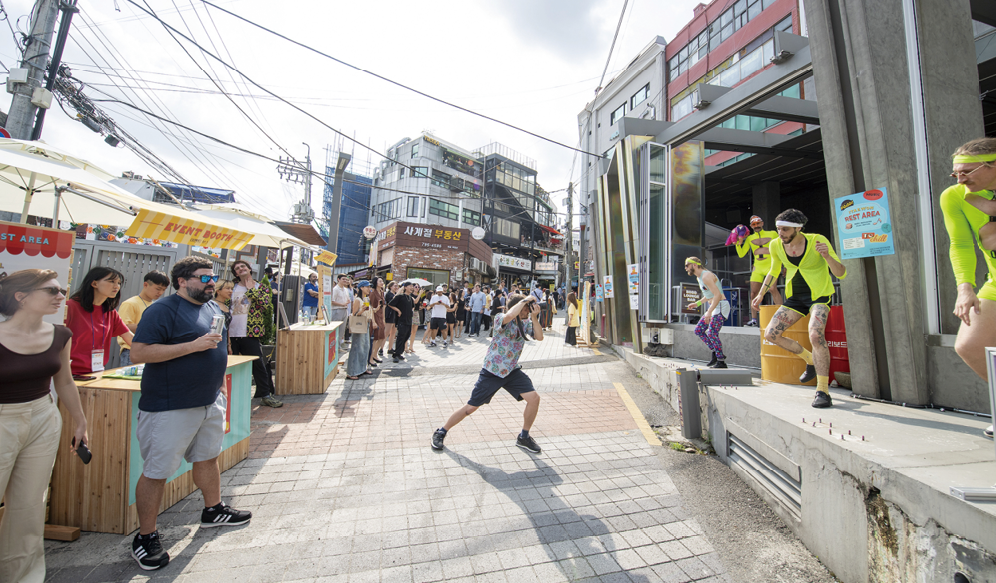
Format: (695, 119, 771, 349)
(751, 209, 847, 408)
(940, 138, 996, 438)
(736, 215, 782, 326)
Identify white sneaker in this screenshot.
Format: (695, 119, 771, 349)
(985, 425, 993, 439)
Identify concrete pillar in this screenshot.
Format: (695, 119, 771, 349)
(751, 181, 781, 224)
(803, 0, 982, 405)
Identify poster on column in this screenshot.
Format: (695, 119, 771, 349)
(317, 265, 333, 321)
(602, 275, 615, 298)
(627, 263, 639, 310)
(0, 221, 75, 324)
(595, 284, 604, 302)
(834, 189, 896, 260)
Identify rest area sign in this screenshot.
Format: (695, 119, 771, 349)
(834, 189, 896, 260)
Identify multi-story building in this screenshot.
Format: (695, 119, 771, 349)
(369, 133, 562, 287)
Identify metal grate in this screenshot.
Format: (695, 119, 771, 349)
(728, 433, 802, 520)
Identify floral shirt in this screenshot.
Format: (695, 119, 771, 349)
(483, 313, 533, 378)
(230, 282, 271, 339)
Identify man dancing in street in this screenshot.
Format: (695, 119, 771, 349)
(431, 294, 545, 453)
(736, 215, 783, 326)
(752, 209, 846, 408)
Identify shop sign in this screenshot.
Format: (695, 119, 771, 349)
(496, 253, 531, 271)
(834, 188, 896, 260)
(536, 261, 557, 271)
(378, 221, 471, 253)
(680, 282, 701, 315)
(424, 135, 441, 147)
(603, 275, 615, 298)
(0, 220, 74, 325)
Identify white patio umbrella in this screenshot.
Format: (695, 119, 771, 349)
(0, 139, 141, 224)
(190, 203, 313, 249)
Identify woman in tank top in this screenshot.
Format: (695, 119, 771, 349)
(0, 269, 88, 583)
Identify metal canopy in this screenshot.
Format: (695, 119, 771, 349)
(698, 127, 823, 159)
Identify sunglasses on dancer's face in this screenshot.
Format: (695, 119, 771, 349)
(950, 164, 992, 179)
(192, 275, 219, 283)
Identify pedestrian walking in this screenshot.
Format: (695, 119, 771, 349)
(328, 274, 352, 354)
(0, 269, 88, 583)
(426, 286, 450, 347)
(430, 294, 545, 453)
(346, 281, 375, 380)
(389, 281, 416, 362)
(468, 284, 486, 336)
(446, 291, 459, 341)
(118, 270, 169, 366)
(129, 257, 252, 571)
(369, 278, 387, 367)
(229, 260, 282, 408)
(685, 257, 730, 368)
(384, 281, 399, 355)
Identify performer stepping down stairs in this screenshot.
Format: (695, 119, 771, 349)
(684, 257, 730, 369)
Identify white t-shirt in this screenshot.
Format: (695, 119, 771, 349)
(230, 284, 251, 338)
(428, 294, 450, 318)
(331, 285, 350, 311)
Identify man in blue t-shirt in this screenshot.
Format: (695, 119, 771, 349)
(302, 273, 320, 319)
(128, 257, 251, 571)
(469, 284, 487, 337)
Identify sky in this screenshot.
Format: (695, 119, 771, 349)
(0, 0, 702, 228)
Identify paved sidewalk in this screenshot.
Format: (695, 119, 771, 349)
(43, 319, 732, 582)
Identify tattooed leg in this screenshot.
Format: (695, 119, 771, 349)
(809, 304, 831, 377)
(764, 307, 804, 354)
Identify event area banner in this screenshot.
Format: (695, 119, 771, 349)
(0, 220, 74, 324)
(603, 275, 615, 298)
(834, 189, 896, 260)
(627, 263, 639, 310)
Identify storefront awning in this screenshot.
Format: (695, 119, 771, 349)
(274, 221, 328, 247)
(538, 224, 563, 237)
(126, 207, 254, 250)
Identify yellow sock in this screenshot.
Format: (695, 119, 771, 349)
(817, 375, 829, 394)
(799, 348, 813, 366)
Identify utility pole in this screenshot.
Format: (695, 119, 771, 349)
(276, 144, 315, 224)
(31, 0, 77, 140)
(6, 0, 61, 139)
(566, 181, 574, 292)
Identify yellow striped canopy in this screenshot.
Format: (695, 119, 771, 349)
(126, 208, 254, 250)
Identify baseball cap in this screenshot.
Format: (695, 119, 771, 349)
(435, 285, 444, 292)
(356, 280, 371, 288)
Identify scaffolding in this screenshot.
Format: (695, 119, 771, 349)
(321, 134, 376, 264)
(473, 142, 537, 172)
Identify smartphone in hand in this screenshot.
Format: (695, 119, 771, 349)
(72, 437, 92, 465)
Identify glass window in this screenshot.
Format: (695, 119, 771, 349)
(763, 0, 776, 8)
(740, 47, 763, 77)
(411, 143, 419, 158)
(406, 267, 449, 289)
(647, 183, 666, 321)
(748, 0, 762, 20)
(377, 198, 401, 222)
(399, 166, 406, 179)
(780, 83, 801, 99)
(407, 196, 419, 217)
(734, 0, 746, 15)
(721, 23, 733, 42)
(776, 15, 793, 33)
(428, 198, 459, 221)
(763, 38, 775, 64)
(432, 170, 451, 189)
(720, 65, 740, 87)
(649, 145, 666, 183)
(669, 64, 681, 82)
(610, 103, 626, 125)
(679, 46, 688, 61)
(412, 166, 428, 178)
(720, 9, 733, 26)
(631, 84, 650, 109)
(750, 116, 768, 131)
(462, 209, 481, 226)
(736, 115, 750, 131)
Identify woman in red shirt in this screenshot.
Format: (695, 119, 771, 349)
(0, 269, 88, 582)
(65, 267, 133, 375)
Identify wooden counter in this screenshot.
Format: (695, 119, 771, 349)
(49, 355, 255, 534)
(275, 321, 342, 395)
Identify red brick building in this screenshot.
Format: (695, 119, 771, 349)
(375, 221, 493, 288)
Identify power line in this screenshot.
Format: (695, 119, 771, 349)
(198, 0, 604, 159)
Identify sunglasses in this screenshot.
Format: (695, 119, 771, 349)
(951, 164, 992, 179)
(193, 275, 219, 283)
(35, 286, 67, 296)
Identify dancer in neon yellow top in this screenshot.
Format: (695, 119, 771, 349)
(940, 138, 996, 439)
(735, 215, 783, 326)
(751, 209, 846, 409)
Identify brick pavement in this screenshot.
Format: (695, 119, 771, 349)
(43, 318, 732, 582)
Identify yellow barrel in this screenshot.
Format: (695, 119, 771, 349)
(759, 305, 817, 386)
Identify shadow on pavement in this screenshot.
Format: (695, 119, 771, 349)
(444, 449, 651, 582)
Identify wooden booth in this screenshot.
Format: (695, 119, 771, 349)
(49, 356, 255, 534)
(275, 321, 342, 394)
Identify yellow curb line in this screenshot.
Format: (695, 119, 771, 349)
(613, 382, 660, 447)
(592, 348, 602, 355)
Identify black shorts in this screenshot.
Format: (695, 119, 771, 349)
(782, 294, 831, 316)
(468, 368, 535, 407)
(431, 317, 447, 330)
(446, 312, 456, 324)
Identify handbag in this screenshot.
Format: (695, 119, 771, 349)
(349, 312, 370, 334)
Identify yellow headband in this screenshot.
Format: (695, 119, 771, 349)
(685, 258, 702, 266)
(953, 153, 996, 164)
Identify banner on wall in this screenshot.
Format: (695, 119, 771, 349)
(627, 264, 639, 310)
(602, 275, 615, 298)
(834, 188, 895, 260)
(0, 221, 75, 324)
(317, 265, 333, 321)
(580, 280, 592, 346)
(595, 284, 604, 302)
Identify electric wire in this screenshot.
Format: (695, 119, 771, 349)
(197, 0, 604, 159)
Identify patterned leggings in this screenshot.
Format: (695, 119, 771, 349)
(695, 316, 725, 359)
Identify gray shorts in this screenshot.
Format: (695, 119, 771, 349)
(137, 391, 226, 480)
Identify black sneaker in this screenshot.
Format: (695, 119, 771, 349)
(431, 428, 446, 450)
(516, 435, 541, 454)
(706, 352, 717, 367)
(800, 364, 817, 384)
(710, 360, 728, 369)
(393, 357, 400, 363)
(201, 503, 252, 528)
(132, 531, 169, 571)
(812, 391, 833, 408)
